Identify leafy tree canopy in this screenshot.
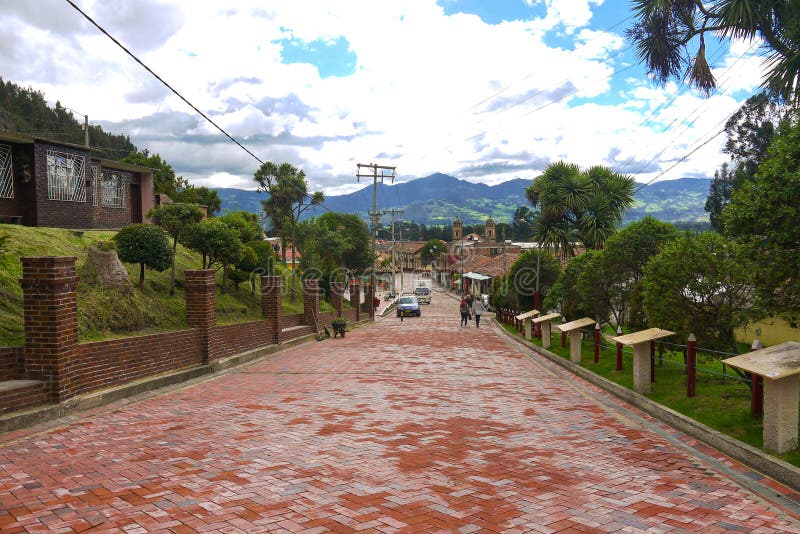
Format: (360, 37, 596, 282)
(526, 161, 634, 259)
(641, 232, 758, 351)
(722, 115, 800, 323)
(627, 0, 800, 100)
(113, 224, 172, 288)
(147, 202, 204, 295)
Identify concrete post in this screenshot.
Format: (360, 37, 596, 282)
(633, 342, 652, 394)
(763, 375, 800, 453)
(20, 256, 79, 402)
(542, 320, 552, 349)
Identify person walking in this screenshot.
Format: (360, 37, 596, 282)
(472, 296, 485, 327)
(465, 293, 474, 322)
(459, 297, 470, 327)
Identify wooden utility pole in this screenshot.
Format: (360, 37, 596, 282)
(356, 163, 396, 293)
(381, 208, 404, 294)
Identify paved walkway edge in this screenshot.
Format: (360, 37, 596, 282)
(0, 320, 372, 435)
(493, 318, 800, 492)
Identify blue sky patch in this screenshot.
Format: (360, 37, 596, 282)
(276, 35, 357, 78)
(438, 0, 543, 24)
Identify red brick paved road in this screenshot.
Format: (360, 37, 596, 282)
(1, 292, 799, 532)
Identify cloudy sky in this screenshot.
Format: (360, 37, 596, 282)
(1, 0, 769, 195)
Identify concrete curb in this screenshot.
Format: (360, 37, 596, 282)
(493, 318, 800, 491)
(0, 319, 373, 435)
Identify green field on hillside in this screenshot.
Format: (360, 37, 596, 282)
(0, 224, 320, 346)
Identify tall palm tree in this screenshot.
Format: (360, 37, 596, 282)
(526, 161, 635, 259)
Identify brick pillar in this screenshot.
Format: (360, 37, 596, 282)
(303, 279, 320, 329)
(349, 281, 361, 322)
(330, 282, 345, 318)
(364, 284, 375, 320)
(185, 269, 217, 364)
(20, 256, 79, 402)
(261, 275, 282, 345)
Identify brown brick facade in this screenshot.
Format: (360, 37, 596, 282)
(0, 133, 152, 229)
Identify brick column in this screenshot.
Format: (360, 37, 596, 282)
(364, 284, 375, 320)
(261, 275, 282, 345)
(349, 281, 361, 322)
(20, 256, 79, 402)
(303, 279, 320, 329)
(185, 269, 217, 364)
(330, 282, 345, 318)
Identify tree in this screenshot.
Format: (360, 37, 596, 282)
(627, 0, 800, 100)
(640, 232, 757, 351)
(185, 219, 244, 293)
(497, 249, 561, 312)
(705, 92, 787, 230)
(147, 203, 204, 295)
(526, 161, 635, 261)
(511, 206, 536, 240)
(297, 212, 373, 299)
(219, 211, 262, 243)
(601, 216, 680, 326)
(255, 162, 323, 301)
(173, 186, 221, 216)
(113, 224, 172, 288)
(545, 252, 596, 320)
(722, 116, 800, 323)
(122, 151, 188, 197)
(421, 239, 448, 266)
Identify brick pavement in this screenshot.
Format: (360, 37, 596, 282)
(1, 295, 799, 532)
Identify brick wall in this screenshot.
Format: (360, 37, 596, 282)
(4, 259, 377, 416)
(282, 313, 304, 328)
(215, 321, 275, 359)
(71, 330, 203, 398)
(0, 142, 35, 224)
(33, 143, 94, 229)
(93, 168, 137, 229)
(0, 346, 23, 381)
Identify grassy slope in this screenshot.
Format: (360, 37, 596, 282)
(0, 224, 322, 346)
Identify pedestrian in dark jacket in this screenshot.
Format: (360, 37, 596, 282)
(459, 298, 470, 327)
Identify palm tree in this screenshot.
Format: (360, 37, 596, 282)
(627, 0, 800, 101)
(526, 161, 635, 260)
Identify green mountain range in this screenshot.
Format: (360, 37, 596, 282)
(215, 173, 712, 227)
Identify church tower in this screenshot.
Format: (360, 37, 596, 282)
(452, 217, 463, 241)
(485, 218, 496, 241)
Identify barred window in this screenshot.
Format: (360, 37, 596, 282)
(91, 165, 100, 206)
(0, 144, 12, 199)
(101, 171, 126, 208)
(47, 149, 86, 202)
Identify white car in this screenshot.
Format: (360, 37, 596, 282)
(413, 286, 432, 304)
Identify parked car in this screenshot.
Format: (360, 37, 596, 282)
(396, 295, 421, 317)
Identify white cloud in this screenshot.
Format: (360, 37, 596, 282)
(0, 0, 762, 197)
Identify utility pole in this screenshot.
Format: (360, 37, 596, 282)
(381, 208, 404, 294)
(356, 163, 396, 293)
(399, 224, 404, 293)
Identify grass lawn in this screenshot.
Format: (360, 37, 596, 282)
(0, 224, 330, 345)
(500, 323, 800, 468)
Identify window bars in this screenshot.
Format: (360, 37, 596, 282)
(91, 165, 100, 206)
(0, 144, 13, 199)
(101, 171, 126, 209)
(47, 149, 86, 202)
